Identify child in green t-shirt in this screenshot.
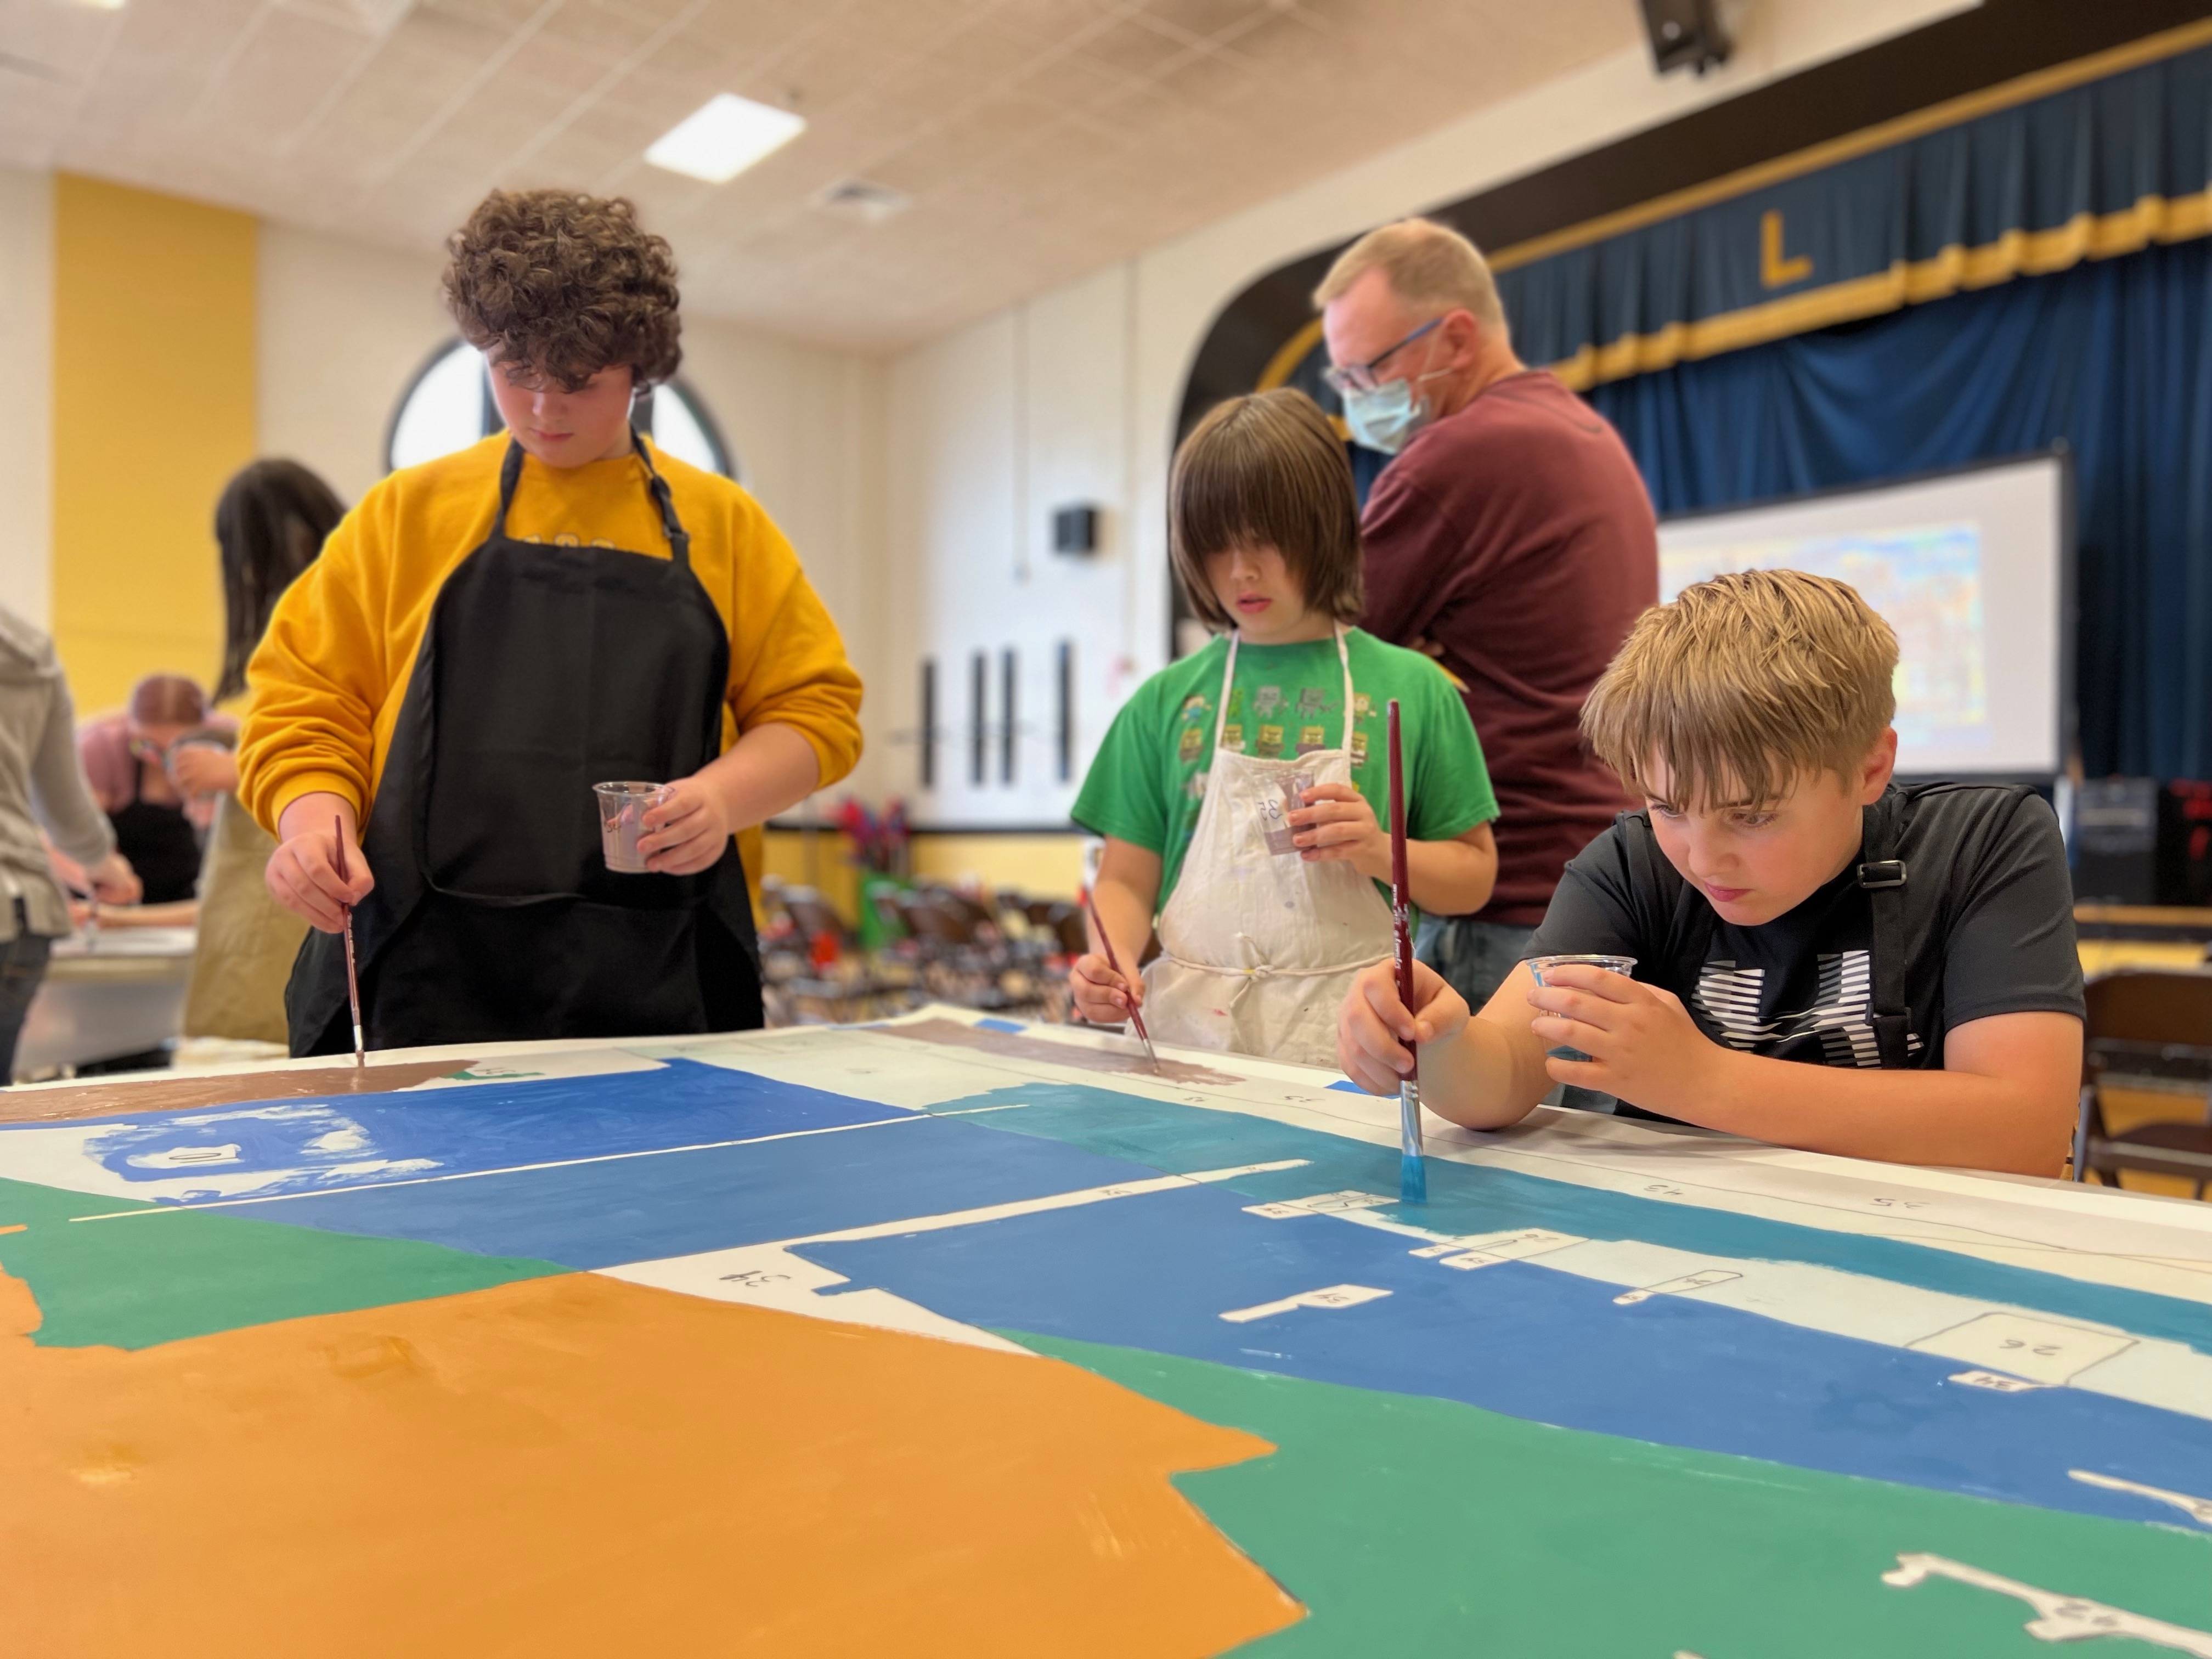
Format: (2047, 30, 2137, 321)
(1070, 388, 1498, 1069)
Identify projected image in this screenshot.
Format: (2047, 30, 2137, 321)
(1661, 522, 1989, 755)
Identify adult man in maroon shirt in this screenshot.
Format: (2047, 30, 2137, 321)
(1318, 218, 1658, 1012)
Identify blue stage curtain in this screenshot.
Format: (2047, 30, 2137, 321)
(1495, 40, 2212, 392)
(1585, 235, 2212, 780)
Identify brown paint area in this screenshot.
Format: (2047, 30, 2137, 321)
(0, 1059, 473, 1125)
(0, 1268, 1301, 1656)
(896, 1017, 1247, 1088)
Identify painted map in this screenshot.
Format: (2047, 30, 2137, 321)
(1662, 520, 1990, 754)
(2, 1007, 2207, 1655)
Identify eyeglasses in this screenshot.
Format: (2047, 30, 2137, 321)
(1321, 317, 1443, 396)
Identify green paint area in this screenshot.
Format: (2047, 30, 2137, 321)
(1015, 1333, 2212, 1657)
(0, 1177, 563, 1349)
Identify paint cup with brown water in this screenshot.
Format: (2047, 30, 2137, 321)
(1526, 953, 1638, 1063)
(594, 781, 670, 874)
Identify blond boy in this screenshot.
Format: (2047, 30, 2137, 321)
(1339, 569, 2084, 1175)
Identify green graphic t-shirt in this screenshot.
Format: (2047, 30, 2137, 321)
(1072, 628, 1499, 911)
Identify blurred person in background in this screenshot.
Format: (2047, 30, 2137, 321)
(182, 460, 345, 1044)
(75, 673, 232, 914)
(0, 608, 139, 1079)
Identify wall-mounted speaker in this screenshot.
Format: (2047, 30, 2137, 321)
(1052, 504, 1101, 556)
(1640, 0, 1731, 75)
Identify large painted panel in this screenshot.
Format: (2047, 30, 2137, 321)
(1, 1007, 2205, 1654)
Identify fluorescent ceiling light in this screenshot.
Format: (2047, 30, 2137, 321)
(645, 93, 805, 184)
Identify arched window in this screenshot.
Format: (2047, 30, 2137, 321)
(385, 339, 737, 478)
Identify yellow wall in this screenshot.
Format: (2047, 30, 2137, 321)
(759, 827, 863, 922)
(52, 174, 256, 714)
(911, 833, 1088, 899)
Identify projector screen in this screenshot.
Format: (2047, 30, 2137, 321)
(1656, 453, 2070, 779)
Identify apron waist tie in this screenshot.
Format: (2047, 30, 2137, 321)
(1155, 950, 1387, 980)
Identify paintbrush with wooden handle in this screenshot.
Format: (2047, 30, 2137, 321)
(1389, 698, 1426, 1204)
(1083, 888, 1159, 1072)
(332, 816, 365, 1070)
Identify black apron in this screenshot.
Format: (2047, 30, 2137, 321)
(286, 435, 762, 1056)
(110, 764, 202, 905)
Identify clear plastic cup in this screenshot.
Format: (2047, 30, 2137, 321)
(1259, 770, 1316, 856)
(594, 781, 669, 873)
(1526, 953, 1638, 1063)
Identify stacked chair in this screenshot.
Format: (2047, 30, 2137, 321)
(757, 876, 1084, 1026)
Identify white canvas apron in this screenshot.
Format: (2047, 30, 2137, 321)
(1143, 626, 1395, 1069)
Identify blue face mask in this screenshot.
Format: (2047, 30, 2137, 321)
(1342, 377, 1427, 455)
(1340, 328, 1452, 455)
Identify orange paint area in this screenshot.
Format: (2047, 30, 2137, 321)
(0, 1268, 1301, 1656)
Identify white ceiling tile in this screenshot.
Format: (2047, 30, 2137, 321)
(1073, 14, 1203, 80)
(194, 8, 372, 144)
(30, 0, 1640, 345)
(502, 32, 629, 96)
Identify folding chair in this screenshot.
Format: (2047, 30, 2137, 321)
(2073, 969, 2212, 1197)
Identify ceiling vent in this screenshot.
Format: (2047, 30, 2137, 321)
(810, 178, 912, 226)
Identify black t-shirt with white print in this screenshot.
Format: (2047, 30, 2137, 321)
(1525, 783, 2084, 1116)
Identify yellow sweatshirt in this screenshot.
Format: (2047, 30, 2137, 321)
(238, 434, 862, 886)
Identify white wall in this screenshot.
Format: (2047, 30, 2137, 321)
(882, 265, 1141, 826)
(258, 226, 453, 508)
(0, 166, 54, 630)
(677, 320, 887, 802)
(878, 0, 1982, 827)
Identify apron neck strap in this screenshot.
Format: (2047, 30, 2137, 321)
(1334, 623, 1355, 749)
(494, 438, 526, 530)
(1212, 633, 1239, 752)
(634, 430, 693, 571)
(490, 432, 694, 571)
(1211, 623, 1356, 754)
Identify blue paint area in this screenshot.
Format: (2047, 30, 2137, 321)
(224, 1111, 1169, 1270)
(927, 1082, 2212, 1355)
(1400, 1152, 1426, 1205)
(800, 1181, 2212, 1528)
(1327, 1080, 1365, 1093)
(63, 1059, 896, 1203)
(98, 1052, 2208, 1530)
(974, 1018, 1026, 1034)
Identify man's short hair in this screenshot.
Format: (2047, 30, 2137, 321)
(443, 190, 681, 392)
(1583, 569, 1899, 809)
(1170, 388, 1363, 631)
(1312, 218, 1505, 330)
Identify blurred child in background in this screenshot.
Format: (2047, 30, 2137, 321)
(183, 460, 346, 1045)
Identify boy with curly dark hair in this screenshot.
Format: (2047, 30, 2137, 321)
(240, 189, 863, 1052)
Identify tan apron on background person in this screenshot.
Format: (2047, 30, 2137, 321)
(1143, 625, 1395, 1070)
(183, 792, 306, 1044)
